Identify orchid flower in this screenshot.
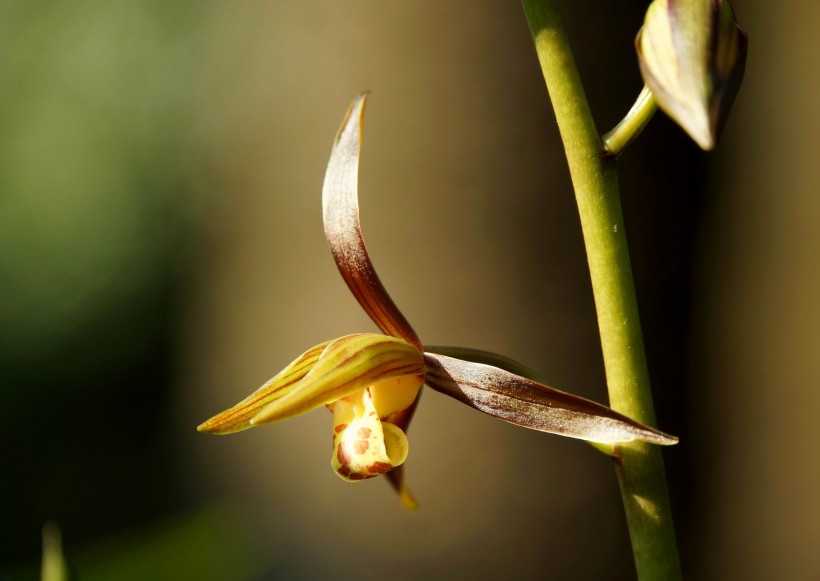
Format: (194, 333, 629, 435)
(198, 93, 677, 508)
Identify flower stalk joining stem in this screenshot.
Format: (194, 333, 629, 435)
(603, 86, 658, 158)
(520, 1, 681, 578)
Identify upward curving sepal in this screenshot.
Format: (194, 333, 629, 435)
(322, 93, 423, 350)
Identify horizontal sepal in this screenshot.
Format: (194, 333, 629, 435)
(198, 340, 331, 434)
(251, 334, 425, 425)
(423, 353, 677, 445)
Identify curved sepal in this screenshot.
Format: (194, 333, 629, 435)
(198, 340, 331, 435)
(251, 334, 424, 425)
(423, 353, 677, 446)
(322, 93, 422, 349)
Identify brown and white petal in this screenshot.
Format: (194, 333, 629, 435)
(424, 352, 677, 446)
(322, 93, 422, 350)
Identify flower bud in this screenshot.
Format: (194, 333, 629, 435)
(636, 0, 748, 150)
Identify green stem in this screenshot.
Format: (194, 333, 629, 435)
(520, 1, 681, 579)
(603, 85, 658, 157)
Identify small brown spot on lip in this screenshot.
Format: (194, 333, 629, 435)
(354, 439, 369, 454)
(367, 461, 393, 474)
(334, 423, 348, 433)
(357, 427, 371, 438)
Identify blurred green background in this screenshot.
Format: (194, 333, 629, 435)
(2, 1, 818, 579)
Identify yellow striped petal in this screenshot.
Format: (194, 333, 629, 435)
(197, 340, 331, 434)
(251, 334, 424, 425)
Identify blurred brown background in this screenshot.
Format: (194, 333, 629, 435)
(1, 1, 818, 579)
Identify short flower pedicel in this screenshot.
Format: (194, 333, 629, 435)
(198, 94, 677, 507)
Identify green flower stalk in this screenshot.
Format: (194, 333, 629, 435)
(199, 93, 677, 509)
(637, 0, 748, 149)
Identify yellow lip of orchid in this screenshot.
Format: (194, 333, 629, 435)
(199, 92, 678, 511)
(329, 386, 413, 482)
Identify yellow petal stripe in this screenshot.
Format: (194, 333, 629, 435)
(251, 334, 424, 425)
(197, 340, 331, 434)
